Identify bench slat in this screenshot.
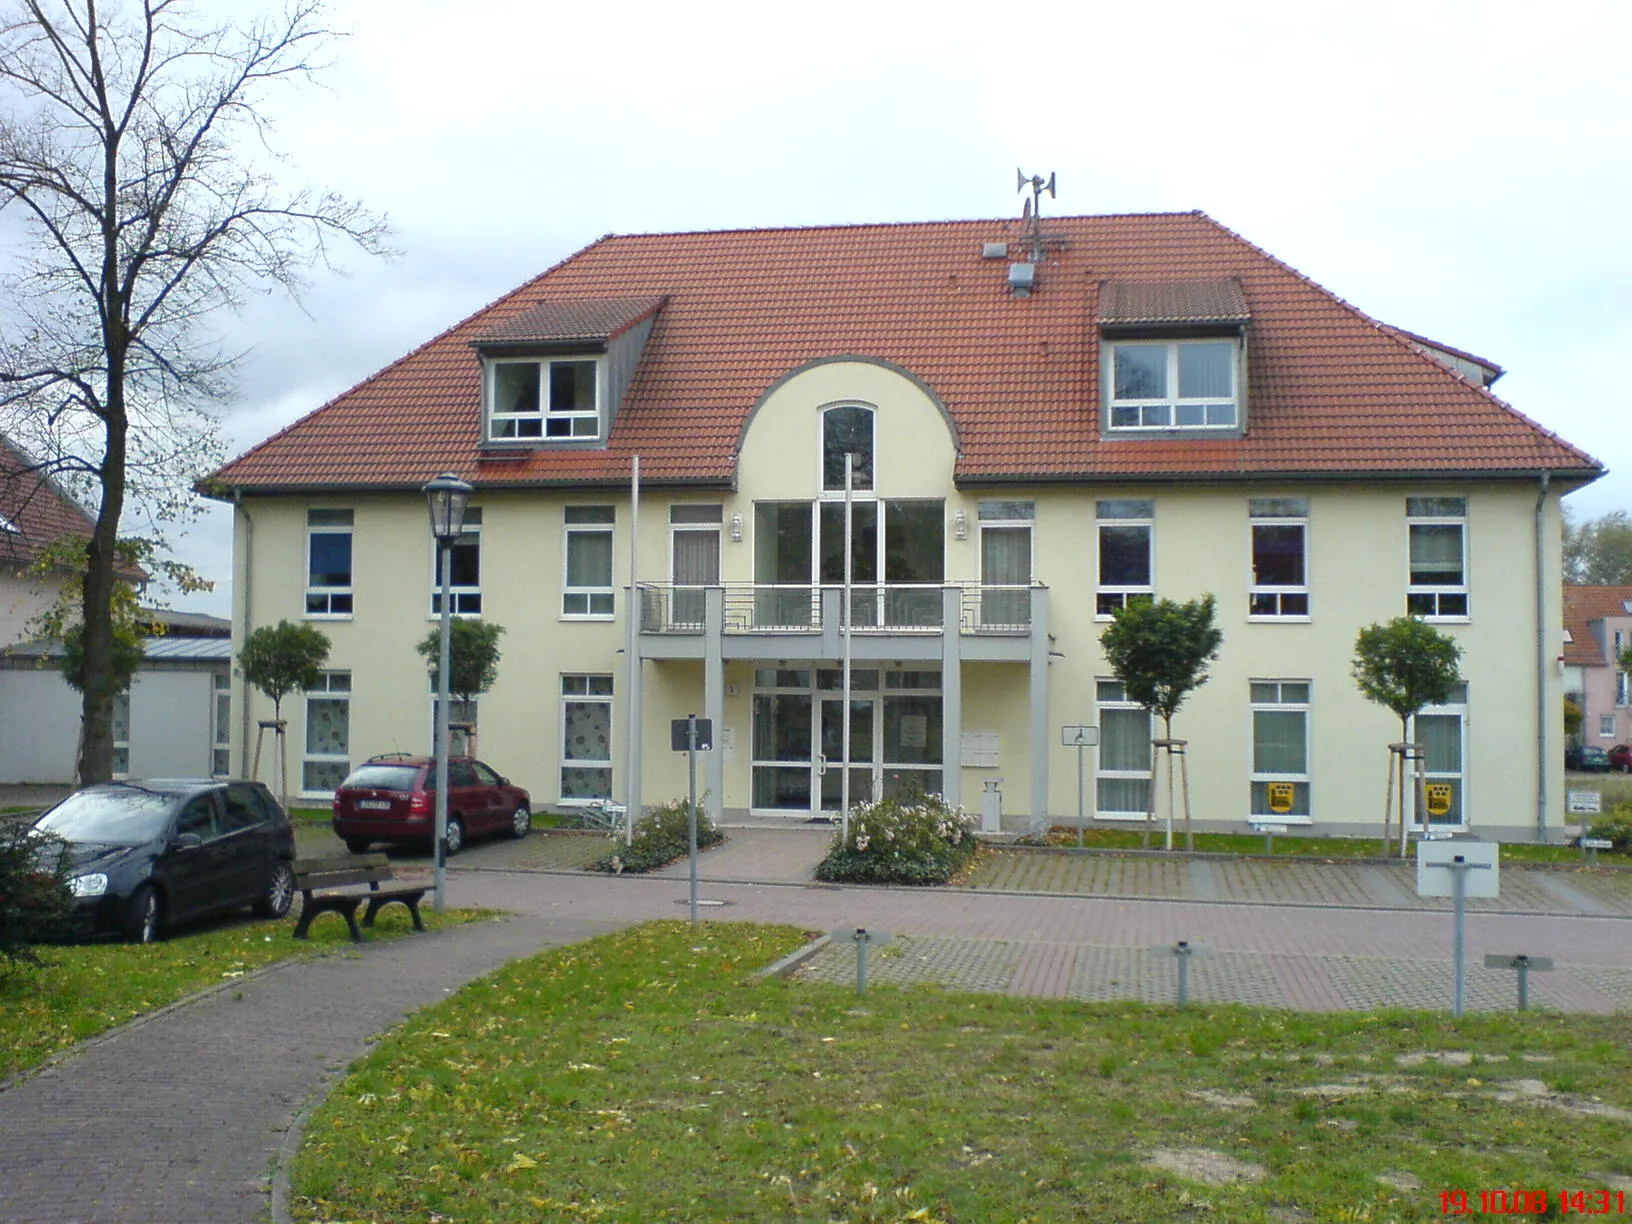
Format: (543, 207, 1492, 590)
(296, 867, 396, 889)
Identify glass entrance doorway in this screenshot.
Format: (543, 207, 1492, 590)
(750, 667, 943, 817)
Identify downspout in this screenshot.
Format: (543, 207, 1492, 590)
(1534, 471, 1550, 843)
(235, 490, 254, 779)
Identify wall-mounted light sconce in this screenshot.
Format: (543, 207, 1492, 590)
(953, 510, 968, 541)
(730, 512, 743, 542)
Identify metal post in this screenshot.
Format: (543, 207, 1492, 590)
(1175, 940, 1191, 1008)
(840, 454, 853, 841)
(687, 713, 699, 927)
(1516, 957, 1530, 1011)
(1452, 860, 1467, 1018)
(433, 541, 453, 915)
(1076, 741, 1085, 848)
(855, 927, 870, 994)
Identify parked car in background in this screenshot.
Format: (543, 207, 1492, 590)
(1609, 744, 1632, 773)
(33, 780, 296, 943)
(331, 755, 531, 855)
(1568, 744, 1612, 773)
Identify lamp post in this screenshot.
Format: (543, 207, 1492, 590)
(423, 471, 473, 914)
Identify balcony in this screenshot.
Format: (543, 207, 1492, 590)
(635, 582, 1044, 663)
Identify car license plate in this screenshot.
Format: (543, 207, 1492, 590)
(356, 799, 392, 811)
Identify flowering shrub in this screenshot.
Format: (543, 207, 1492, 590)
(589, 798, 725, 874)
(815, 793, 979, 885)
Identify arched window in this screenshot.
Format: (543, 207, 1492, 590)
(822, 404, 873, 491)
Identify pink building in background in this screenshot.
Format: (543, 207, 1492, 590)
(1563, 585, 1632, 753)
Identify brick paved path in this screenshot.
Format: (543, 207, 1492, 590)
(2, 827, 1628, 1224)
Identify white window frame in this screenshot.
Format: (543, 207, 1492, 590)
(560, 674, 614, 803)
(1107, 339, 1239, 431)
(486, 356, 603, 442)
(563, 505, 615, 618)
(1409, 682, 1468, 829)
(1096, 499, 1154, 618)
(1248, 680, 1312, 823)
(211, 672, 231, 777)
(819, 403, 875, 493)
(305, 508, 354, 617)
(669, 504, 723, 629)
(1094, 679, 1154, 820)
(1600, 714, 1617, 738)
(300, 671, 351, 798)
(977, 500, 1033, 629)
(1248, 497, 1310, 621)
(1406, 496, 1469, 620)
(429, 507, 482, 616)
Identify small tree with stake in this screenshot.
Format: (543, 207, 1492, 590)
(1100, 594, 1223, 850)
(1352, 616, 1463, 854)
(416, 620, 504, 755)
(238, 620, 330, 805)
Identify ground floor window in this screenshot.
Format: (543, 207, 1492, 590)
(1095, 680, 1151, 818)
(561, 674, 613, 801)
(301, 671, 351, 794)
(1250, 680, 1310, 819)
(1411, 683, 1467, 827)
(212, 672, 231, 777)
(427, 675, 478, 757)
(112, 691, 131, 778)
(751, 666, 942, 814)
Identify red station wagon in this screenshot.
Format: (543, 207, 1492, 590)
(331, 755, 531, 854)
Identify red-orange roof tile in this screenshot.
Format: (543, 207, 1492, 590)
(0, 436, 99, 567)
(213, 212, 1602, 493)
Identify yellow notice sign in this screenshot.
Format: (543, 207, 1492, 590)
(1425, 783, 1454, 818)
(1266, 782, 1295, 814)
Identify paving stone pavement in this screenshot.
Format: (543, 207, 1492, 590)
(3, 825, 1629, 1224)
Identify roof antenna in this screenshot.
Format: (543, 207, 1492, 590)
(1016, 168, 1056, 262)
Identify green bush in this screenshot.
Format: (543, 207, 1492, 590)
(0, 819, 73, 971)
(589, 798, 725, 874)
(815, 792, 979, 885)
(1585, 805, 1632, 854)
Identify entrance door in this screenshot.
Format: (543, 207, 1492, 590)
(820, 696, 875, 813)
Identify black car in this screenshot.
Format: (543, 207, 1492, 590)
(33, 779, 297, 943)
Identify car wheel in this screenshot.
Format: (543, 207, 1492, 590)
(126, 885, 161, 944)
(510, 803, 531, 839)
(443, 816, 465, 857)
(254, 861, 295, 919)
(344, 837, 371, 854)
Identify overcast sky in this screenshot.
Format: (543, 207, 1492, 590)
(158, 0, 1632, 617)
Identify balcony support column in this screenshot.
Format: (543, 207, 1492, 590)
(1029, 586, 1051, 833)
(705, 585, 726, 825)
(940, 585, 964, 811)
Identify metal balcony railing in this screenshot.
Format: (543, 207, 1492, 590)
(636, 582, 1043, 635)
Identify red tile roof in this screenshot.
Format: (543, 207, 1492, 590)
(0, 436, 99, 568)
(471, 296, 667, 347)
(1099, 278, 1249, 325)
(213, 211, 1602, 493)
(1563, 585, 1632, 666)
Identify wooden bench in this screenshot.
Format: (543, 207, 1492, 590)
(291, 853, 427, 943)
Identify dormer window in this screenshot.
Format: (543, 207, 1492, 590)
(1110, 340, 1237, 430)
(489, 358, 600, 441)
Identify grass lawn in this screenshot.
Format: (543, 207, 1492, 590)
(290, 921, 1632, 1224)
(1023, 824, 1629, 864)
(0, 906, 488, 1083)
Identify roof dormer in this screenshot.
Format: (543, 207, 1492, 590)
(471, 296, 665, 448)
(1098, 279, 1250, 438)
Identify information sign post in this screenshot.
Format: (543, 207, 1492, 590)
(1417, 840, 1499, 1017)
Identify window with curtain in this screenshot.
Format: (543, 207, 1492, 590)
(1411, 683, 1467, 826)
(563, 505, 614, 616)
(1096, 680, 1152, 817)
(669, 504, 721, 627)
(302, 671, 351, 795)
(560, 674, 613, 800)
(979, 501, 1032, 628)
(1406, 496, 1468, 618)
(1250, 680, 1310, 818)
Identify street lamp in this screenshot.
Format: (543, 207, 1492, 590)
(423, 471, 473, 914)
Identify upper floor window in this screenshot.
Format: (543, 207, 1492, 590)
(564, 505, 615, 617)
(306, 509, 353, 616)
(1109, 340, 1237, 430)
(1097, 499, 1153, 616)
(430, 507, 481, 616)
(978, 500, 1033, 628)
(488, 358, 600, 441)
(1249, 497, 1309, 619)
(822, 404, 874, 491)
(1406, 496, 1468, 619)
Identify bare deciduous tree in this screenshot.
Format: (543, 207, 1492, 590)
(0, 0, 390, 782)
